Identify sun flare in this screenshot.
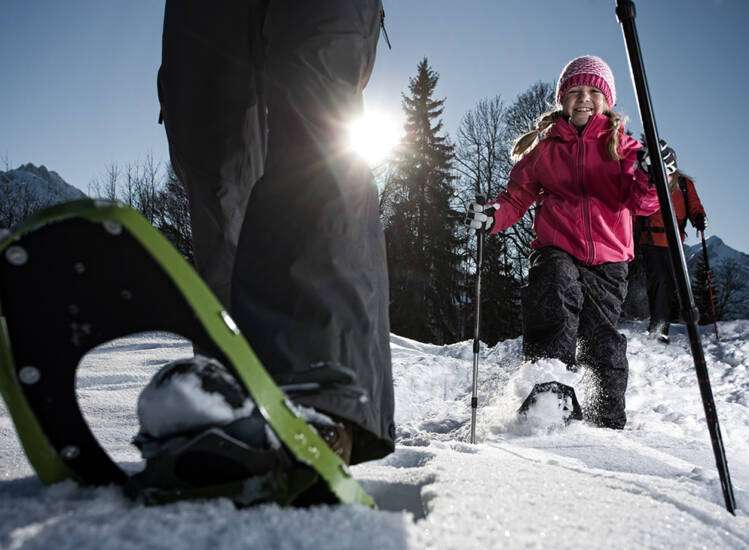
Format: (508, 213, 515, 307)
(348, 111, 403, 167)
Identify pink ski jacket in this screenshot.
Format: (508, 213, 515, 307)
(490, 114, 659, 265)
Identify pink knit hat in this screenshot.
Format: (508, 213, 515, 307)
(556, 55, 616, 107)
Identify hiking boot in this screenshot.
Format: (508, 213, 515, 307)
(313, 418, 353, 465)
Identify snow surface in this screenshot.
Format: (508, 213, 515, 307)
(1, 323, 749, 549)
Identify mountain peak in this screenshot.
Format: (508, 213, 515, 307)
(0, 163, 86, 228)
(705, 235, 724, 246)
(14, 163, 68, 188)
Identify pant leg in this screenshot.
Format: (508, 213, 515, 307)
(522, 247, 583, 366)
(577, 261, 629, 429)
(158, 0, 267, 307)
(231, 0, 393, 463)
(642, 245, 674, 334)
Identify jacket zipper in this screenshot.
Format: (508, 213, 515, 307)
(577, 135, 595, 264)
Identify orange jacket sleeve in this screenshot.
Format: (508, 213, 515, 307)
(684, 178, 706, 224)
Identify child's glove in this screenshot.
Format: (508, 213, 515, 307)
(693, 213, 707, 232)
(637, 138, 677, 177)
(466, 201, 496, 232)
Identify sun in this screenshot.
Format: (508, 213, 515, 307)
(347, 110, 403, 167)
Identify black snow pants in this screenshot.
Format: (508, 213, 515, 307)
(158, 0, 394, 463)
(522, 247, 629, 429)
(641, 245, 676, 336)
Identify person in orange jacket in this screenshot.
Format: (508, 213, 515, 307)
(638, 144, 706, 343)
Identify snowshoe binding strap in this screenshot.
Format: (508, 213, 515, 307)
(125, 422, 318, 507)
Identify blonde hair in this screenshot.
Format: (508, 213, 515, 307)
(511, 110, 627, 162)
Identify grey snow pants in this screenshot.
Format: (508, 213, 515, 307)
(522, 247, 629, 429)
(158, 0, 394, 463)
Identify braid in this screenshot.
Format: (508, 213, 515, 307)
(511, 110, 564, 161)
(604, 110, 628, 161)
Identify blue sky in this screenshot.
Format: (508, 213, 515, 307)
(2, 1, 747, 251)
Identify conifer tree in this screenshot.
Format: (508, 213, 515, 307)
(384, 59, 462, 343)
(454, 96, 521, 343)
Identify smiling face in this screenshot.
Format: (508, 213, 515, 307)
(562, 85, 609, 128)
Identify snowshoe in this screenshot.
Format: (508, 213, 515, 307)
(0, 199, 373, 508)
(518, 381, 583, 424)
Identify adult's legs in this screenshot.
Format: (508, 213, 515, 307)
(577, 261, 629, 428)
(642, 245, 674, 336)
(522, 247, 583, 366)
(158, 0, 267, 307)
(231, 0, 394, 464)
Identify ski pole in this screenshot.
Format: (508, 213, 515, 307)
(470, 194, 486, 444)
(616, 0, 736, 514)
(699, 230, 720, 342)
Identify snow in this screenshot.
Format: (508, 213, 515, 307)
(2, 323, 749, 549)
(0, 163, 86, 205)
(137, 356, 255, 440)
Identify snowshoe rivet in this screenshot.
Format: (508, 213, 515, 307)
(121, 290, 132, 300)
(73, 262, 86, 275)
(60, 446, 80, 460)
(102, 220, 122, 235)
(5, 246, 28, 266)
(68, 304, 80, 315)
(307, 446, 320, 459)
(18, 366, 41, 385)
(294, 432, 307, 444)
(220, 310, 240, 335)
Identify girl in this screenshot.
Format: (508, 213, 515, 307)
(469, 55, 660, 429)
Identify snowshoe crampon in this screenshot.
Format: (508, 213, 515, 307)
(518, 381, 583, 425)
(0, 199, 373, 508)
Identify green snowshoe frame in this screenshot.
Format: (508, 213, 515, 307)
(0, 199, 374, 508)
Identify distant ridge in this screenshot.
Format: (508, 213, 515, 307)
(1, 163, 86, 204)
(0, 163, 86, 229)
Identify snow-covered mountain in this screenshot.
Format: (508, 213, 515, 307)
(0, 163, 85, 204)
(1, 325, 747, 548)
(685, 236, 749, 276)
(0, 163, 86, 229)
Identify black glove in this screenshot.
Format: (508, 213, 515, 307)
(466, 201, 496, 232)
(637, 138, 677, 177)
(692, 213, 706, 232)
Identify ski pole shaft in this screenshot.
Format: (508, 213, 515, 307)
(700, 230, 720, 341)
(470, 194, 486, 444)
(616, 0, 735, 514)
